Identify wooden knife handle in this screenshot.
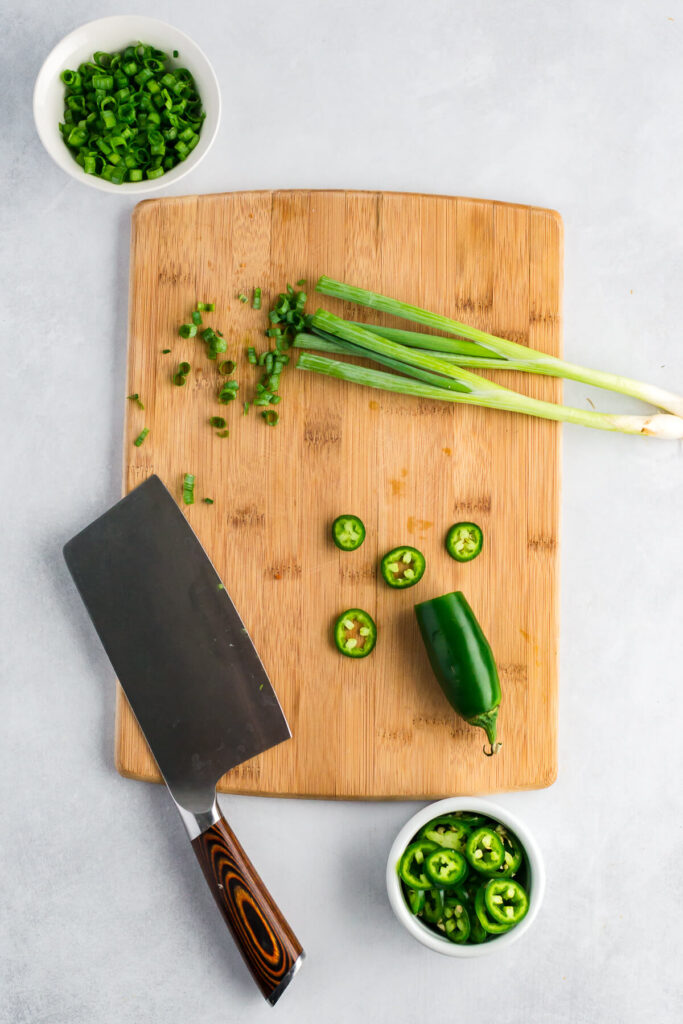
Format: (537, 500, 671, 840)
(191, 815, 303, 1004)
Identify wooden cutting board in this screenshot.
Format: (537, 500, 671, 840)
(118, 189, 562, 798)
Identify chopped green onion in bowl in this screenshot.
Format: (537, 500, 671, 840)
(57, 42, 206, 186)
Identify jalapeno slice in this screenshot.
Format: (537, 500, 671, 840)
(405, 888, 426, 915)
(334, 608, 377, 658)
(331, 514, 366, 551)
(425, 848, 467, 889)
(453, 812, 488, 829)
(420, 815, 470, 852)
(443, 897, 471, 944)
(398, 839, 438, 890)
(445, 522, 483, 562)
(380, 546, 426, 589)
(465, 827, 506, 874)
(484, 878, 529, 925)
(422, 888, 445, 924)
(493, 825, 524, 877)
(469, 913, 488, 944)
(474, 885, 513, 935)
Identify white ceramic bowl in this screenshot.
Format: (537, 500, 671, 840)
(386, 797, 545, 957)
(33, 16, 220, 194)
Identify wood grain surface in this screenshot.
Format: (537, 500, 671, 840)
(118, 189, 562, 798)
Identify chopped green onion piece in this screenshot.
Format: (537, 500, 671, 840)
(238, 293, 248, 303)
(178, 361, 191, 375)
(162, 348, 171, 353)
(262, 410, 279, 426)
(218, 360, 236, 375)
(202, 498, 214, 504)
(247, 346, 258, 364)
(179, 323, 197, 338)
(173, 373, 187, 386)
(126, 393, 144, 410)
(296, 278, 306, 286)
(133, 427, 149, 446)
(209, 416, 226, 428)
(216, 429, 229, 437)
(243, 401, 250, 414)
(182, 473, 195, 504)
(252, 287, 262, 310)
(191, 310, 202, 326)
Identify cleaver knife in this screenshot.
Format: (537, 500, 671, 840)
(64, 474, 304, 1005)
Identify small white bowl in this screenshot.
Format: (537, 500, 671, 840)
(33, 16, 220, 194)
(386, 797, 545, 957)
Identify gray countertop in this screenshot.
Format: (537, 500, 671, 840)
(2, 1, 683, 1021)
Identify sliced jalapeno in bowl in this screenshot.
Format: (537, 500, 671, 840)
(398, 839, 438, 889)
(474, 885, 513, 935)
(422, 888, 445, 924)
(424, 848, 467, 889)
(484, 878, 529, 926)
(387, 797, 544, 957)
(465, 827, 506, 875)
(443, 897, 471, 944)
(420, 815, 470, 851)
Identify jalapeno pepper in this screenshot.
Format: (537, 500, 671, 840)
(405, 888, 425, 915)
(334, 608, 377, 658)
(414, 590, 501, 754)
(443, 897, 471, 944)
(331, 514, 366, 551)
(474, 885, 513, 935)
(420, 815, 470, 852)
(484, 878, 529, 926)
(422, 888, 445, 924)
(425, 848, 467, 889)
(380, 546, 426, 588)
(465, 827, 506, 874)
(445, 522, 483, 562)
(398, 839, 438, 890)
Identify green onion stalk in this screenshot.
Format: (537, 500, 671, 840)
(291, 278, 683, 439)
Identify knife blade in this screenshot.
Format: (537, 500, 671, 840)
(64, 474, 303, 1004)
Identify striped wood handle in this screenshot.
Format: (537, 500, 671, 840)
(191, 815, 303, 1004)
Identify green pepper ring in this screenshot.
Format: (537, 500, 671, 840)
(424, 848, 468, 889)
(422, 888, 445, 924)
(443, 898, 471, 944)
(484, 878, 529, 926)
(405, 887, 426, 915)
(398, 840, 439, 890)
(380, 546, 426, 589)
(331, 514, 366, 551)
(445, 522, 483, 562)
(474, 885, 514, 935)
(465, 827, 506, 874)
(333, 608, 377, 658)
(420, 815, 471, 852)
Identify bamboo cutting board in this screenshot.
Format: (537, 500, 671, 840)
(118, 189, 562, 798)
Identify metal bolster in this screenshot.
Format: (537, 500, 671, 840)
(172, 794, 222, 840)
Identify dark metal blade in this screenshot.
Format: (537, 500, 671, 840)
(64, 475, 290, 814)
